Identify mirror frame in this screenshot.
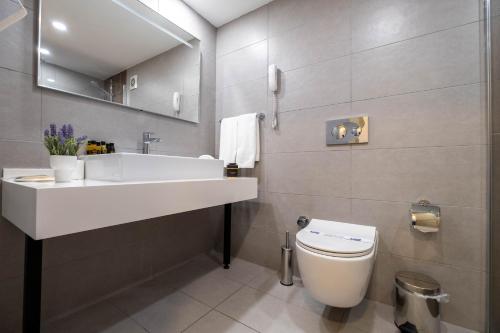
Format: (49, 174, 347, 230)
(36, 0, 202, 123)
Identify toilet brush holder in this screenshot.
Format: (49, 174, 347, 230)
(280, 231, 293, 286)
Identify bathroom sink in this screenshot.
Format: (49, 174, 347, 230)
(84, 153, 224, 181)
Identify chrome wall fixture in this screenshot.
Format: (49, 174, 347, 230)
(325, 116, 368, 145)
(409, 200, 441, 233)
(218, 112, 265, 123)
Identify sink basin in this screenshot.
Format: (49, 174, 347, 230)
(84, 153, 224, 181)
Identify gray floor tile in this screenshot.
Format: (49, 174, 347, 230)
(109, 279, 211, 333)
(183, 310, 257, 333)
(216, 286, 341, 333)
(181, 270, 243, 307)
(247, 268, 338, 318)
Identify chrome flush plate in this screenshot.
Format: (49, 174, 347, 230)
(325, 116, 368, 145)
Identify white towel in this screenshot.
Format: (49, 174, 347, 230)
(236, 113, 259, 168)
(219, 116, 238, 167)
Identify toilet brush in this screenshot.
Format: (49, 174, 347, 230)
(280, 231, 293, 286)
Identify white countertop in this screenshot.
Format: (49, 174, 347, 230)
(1, 176, 257, 240)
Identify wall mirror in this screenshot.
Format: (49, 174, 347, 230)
(37, 0, 201, 123)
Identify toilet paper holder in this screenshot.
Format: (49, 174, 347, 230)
(409, 200, 440, 233)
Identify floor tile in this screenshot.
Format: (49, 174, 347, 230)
(441, 322, 479, 333)
(344, 299, 399, 333)
(109, 279, 211, 333)
(41, 301, 147, 333)
(247, 268, 335, 317)
(181, 270, 243, 307)
(183, 310, 257, 333)
(211, 256, 270, 285)
(155, 254, 221, 290)
(41, 257, 478, 333)
(217, 286, 341, 333)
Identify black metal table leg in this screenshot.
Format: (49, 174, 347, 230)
(223, 203, 232, 269)
(23, 235, 43, 333)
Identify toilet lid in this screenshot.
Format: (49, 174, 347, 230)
(296, 219, 376, 257)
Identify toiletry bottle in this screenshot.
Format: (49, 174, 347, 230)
(106, 143, 115, 153)
(226, 163, 239, 177)
(101, 141, 107, 154)
(87, 141, 96, 155)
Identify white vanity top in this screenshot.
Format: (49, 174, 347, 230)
(1, 176, 257, 240)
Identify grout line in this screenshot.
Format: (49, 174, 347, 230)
(264, 143, 486, 154)
(108, 301, 152, 333)
(352, 20, 482, 55)
(213, 280, 246, 307)
(218, 21, 481, 94)
(216, 37, 269, 59)
(388, 252, 488, 274)
(179, 307, 213, 333)
(274, 81, 482, 115)
(261, 191, 486, 211)
(349, 81, 484, 104)
(214, 309, 261, 332)
(0, 66, 33, 77)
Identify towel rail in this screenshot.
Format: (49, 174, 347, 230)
(219, 113, 265, 123)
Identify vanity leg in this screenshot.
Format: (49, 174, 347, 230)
(23, 235, 43, 333)
(223, 203, 232, 269)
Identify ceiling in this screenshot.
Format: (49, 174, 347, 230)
(182, 0, 274, 27)
(40, 0, 196, 79)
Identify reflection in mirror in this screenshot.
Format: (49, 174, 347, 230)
(38, 0, 201, 123)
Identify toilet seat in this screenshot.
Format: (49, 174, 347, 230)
(296, 219, 377, 258)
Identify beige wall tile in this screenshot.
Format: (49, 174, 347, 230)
(267, 151, 351, 197)
(278, 56, 351, 112)
(351, 84, 485, 148)
(216, 40, 268, 89)
(0, 141, 43, 168)
(0, 69, 41, 141)
(352, 0, 480, 52)
(268, 10, 350, 72)
(351, 146, 484, 207)
(351, 199, 407, 254)
(268, 0, 350, 38)
(216, 77, 268, 119)
(352, 22, 481, 101)
(217, 6, 268, 57)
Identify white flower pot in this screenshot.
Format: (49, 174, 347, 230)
(50, 155, 77, 182)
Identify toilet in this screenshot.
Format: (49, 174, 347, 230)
(296, 219, 378, 308)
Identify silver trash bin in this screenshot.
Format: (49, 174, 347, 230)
(394, 271, 449, 333)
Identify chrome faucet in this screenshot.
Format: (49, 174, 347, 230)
(142, 132, 161, 154)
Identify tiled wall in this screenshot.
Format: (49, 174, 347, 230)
(127, 40, 201, 122)
(215, 0, 487, 330)
(0, 0, 218, 331)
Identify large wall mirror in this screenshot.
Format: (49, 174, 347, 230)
(37, 0, 201, 123)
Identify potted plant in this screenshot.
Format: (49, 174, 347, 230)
(44, 124, 87, 182)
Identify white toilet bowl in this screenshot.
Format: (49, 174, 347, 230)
(296, 219, 378, 308)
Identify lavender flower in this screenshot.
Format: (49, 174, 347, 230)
(67, 124, 74, 138)
(44, 123, 86, 156)
(50, 123, 57, 136)
(61, 124, 68, 139)
(77, 135, 87, 145)
(58, 130, 66, 145)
